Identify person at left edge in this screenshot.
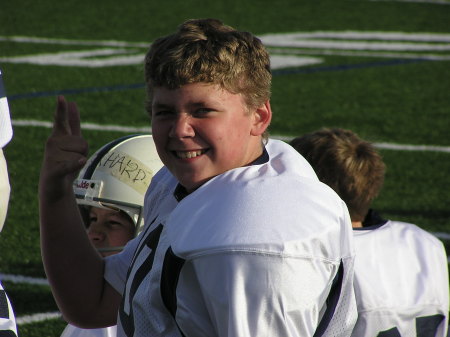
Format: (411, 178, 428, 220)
(0, 69, 18, 336)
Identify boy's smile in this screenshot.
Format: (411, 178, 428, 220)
(151, 82, 270, 192)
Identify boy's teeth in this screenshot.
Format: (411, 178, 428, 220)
(177, 150, 203, 159)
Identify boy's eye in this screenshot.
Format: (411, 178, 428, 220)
(153, 110, 173, 117)
(193, 108, 213, 117)
(107, 221, 123, 228)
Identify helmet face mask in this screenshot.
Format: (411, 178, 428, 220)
(73, 134, 164, 252)
(74, 178, 143, 236)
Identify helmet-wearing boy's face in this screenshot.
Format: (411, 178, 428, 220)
(151, 82, 269, 192)
(86, 207, 135, 257)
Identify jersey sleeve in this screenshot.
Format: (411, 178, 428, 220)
(104, 238, 139, 293)
(175, 252, 343, 337)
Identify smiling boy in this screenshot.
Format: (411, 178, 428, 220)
(40, 19, 357, 336)
(150, 83, 270, 191)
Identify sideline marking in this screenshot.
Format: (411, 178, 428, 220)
(374, 142, 450, 153)
(1, 31, 450, 68)
(370, 0, 450, 4)
(10, 119, 450, 153)
(6, 58, 430, 101)
(0, 273, 49, 285)
(16, 312, 61, 325)
(8, 83, 145, 100)
(269, 47, 450, 61)
(434, 232, 450, 241)
(0, 35, 149, 47)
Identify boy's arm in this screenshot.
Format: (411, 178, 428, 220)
(39, 96, 121, 327)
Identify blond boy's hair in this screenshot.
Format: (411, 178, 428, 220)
(144, 18, 271, 113)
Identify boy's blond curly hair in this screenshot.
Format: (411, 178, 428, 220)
(144, 18, 272, 114)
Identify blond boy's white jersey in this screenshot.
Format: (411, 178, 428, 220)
(352, 219, 449, 337)
(105, 139, 357, 337)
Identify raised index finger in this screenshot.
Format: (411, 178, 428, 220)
(67, 101, 81, 137)
(52, 95, 82, 136)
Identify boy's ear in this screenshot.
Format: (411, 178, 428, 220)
(251, 100, 272, 136)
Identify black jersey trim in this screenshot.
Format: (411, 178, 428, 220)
(416, 314, 445, 336)
(313, 260, 344, 337)
(0, 71, 6, 99)
(173, 184, 189, 202)
(0, 290, 10, 319)
(250, 146, 269, 165)
(354, 209, 389, 231)
(119, 223, 163, 337)
(160, 247, 186, 336)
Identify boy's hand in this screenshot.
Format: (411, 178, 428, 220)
(40, 96, 88, 201)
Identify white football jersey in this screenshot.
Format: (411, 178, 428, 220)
(0, 282, 17, 336)
(61, 324, 117, 337)
(352, 215, 449, 337)
(105, 139, 357, 337)
(0, 69, 13, 148)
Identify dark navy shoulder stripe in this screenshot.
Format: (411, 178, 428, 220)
(313, 260, 344, 337)
(161, 247, 186, 337)
(0, 70, 6, 99)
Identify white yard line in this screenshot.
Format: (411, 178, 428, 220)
(268, 47, 450, 61)
(373, 142, 450, 153)
(433, 232, 450, 241)
(0, 273, 49, 285)
(370, 0, 450, 4)
(0, 35, 148, 48)
(16, 312, 61, 325)
(2, 31, 450, 68)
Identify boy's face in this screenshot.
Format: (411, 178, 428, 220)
(151, 83, 269, 192)
(86, 207, 135, 257)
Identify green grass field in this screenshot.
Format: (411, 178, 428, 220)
(0, 0, 449, 335)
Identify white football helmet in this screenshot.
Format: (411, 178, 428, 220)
(73, 134, 163, 251)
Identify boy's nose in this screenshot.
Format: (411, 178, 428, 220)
(87, 228, 106, 243)
(169, 114, 195, 138)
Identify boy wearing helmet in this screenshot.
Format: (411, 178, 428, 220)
(61, 135, 164, 337)
(39, 19, 357, 336)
